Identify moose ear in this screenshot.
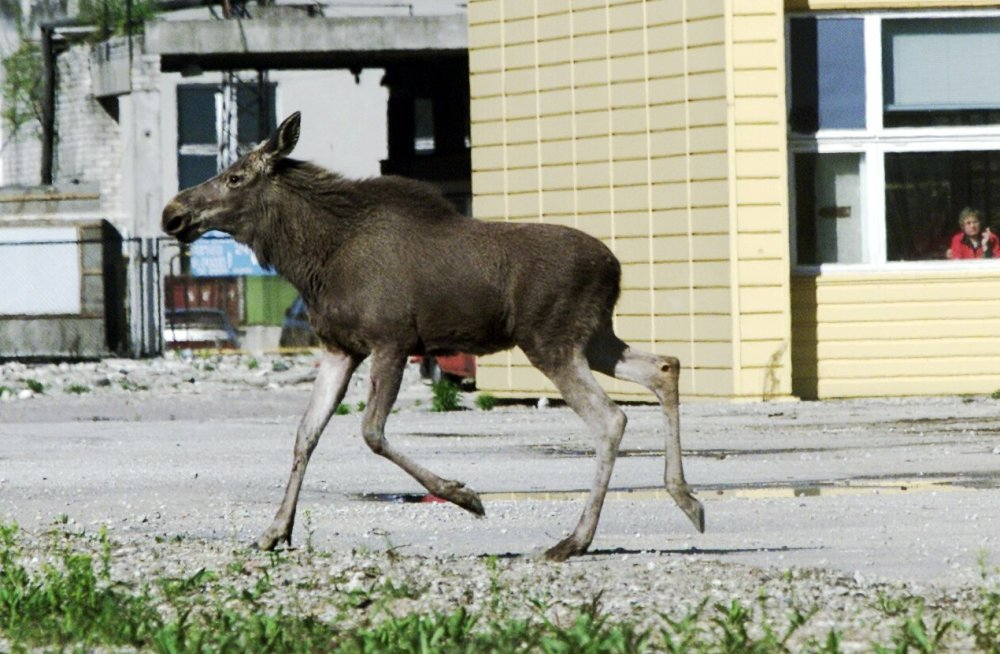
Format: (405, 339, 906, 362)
(261, 112, 301, 166)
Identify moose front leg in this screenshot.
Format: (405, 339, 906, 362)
(617, 349, 704, 533)
(361, 350, 485, 516)
(254, 350, 359, 550)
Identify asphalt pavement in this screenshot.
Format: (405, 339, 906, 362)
(1, 383, 998, 589)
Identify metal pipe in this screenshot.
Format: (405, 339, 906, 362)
(39, 25, 55, 185)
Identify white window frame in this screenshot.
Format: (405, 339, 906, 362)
(787, 9, 1000, 275)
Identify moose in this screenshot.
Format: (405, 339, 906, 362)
(162, 112, 704, 561)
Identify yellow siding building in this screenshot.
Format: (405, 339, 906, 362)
(468, 0, 1000, 401)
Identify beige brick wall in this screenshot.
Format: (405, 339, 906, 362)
(468, 0, 792, 402)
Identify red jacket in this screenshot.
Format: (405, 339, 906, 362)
(949, 231, 1000, 259)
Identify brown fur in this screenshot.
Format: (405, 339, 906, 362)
(162, 113, 704, 560)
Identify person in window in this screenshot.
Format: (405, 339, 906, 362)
(946, 208, 1000, 259)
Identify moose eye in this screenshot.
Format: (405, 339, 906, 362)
(226, 174, 242, 186)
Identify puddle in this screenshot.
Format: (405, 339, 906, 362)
(349, 475, 994, 505)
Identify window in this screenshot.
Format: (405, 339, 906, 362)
(882, 18, 1000, 127)
(789, 18, 866, 132)
(177, 80, 276, 190)
(413, 97, 435, 153)
(885, 151, 1000, 261)
(795, 153, 864, 265)
(788, 11, 1000, 268)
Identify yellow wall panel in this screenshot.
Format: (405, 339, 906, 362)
(537, 12, 571, 40)
(470, 71, 504, 98)
(792, 272, 1000, 399)
(687, 72, 727, 101)
(733, 69, 782, 96)
(503, 3, 535, 21)
(732, 41, 780, 70)
(688, 45, 727, 74)
(470, 121, 504, 147)
(688, 125, 729, 153)
(646, 0, 685, 26)
(469, 0, 792, 401)
(609, 29, 647, 58)
(576, 135, 611, 162)
(537, 0, 570, 14)
(573, 6, 611, 36)
(614, 185, 653, 212)
(648, 103, 687, 132)
(537, 63, 574, 90)
(473, 193, 506, 219)
(470, 46, 503, 73)
(731, 14, 780, 40)
(610, 80, 649, 109)
(686, 17, 726, 47)
(468, 0, 500, 25)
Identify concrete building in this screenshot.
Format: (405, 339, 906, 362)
(467, 0, 1000, 401)
(0, 2, 467, 356)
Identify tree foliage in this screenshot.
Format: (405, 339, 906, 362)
(78, 0, 160, 37)
(1, 40, 44, 135)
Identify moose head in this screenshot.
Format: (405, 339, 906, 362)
(162, 112, 302, 244)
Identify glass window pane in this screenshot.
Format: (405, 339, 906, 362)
(885, 151, 1000, 261)
(883, 18, 1000, 127)
(789, 18, 866, 132)
(178, 154, 218, 190)
(177, 86, 217, 146)
(414, 98, 435, 153)
(237, 83, 277, 146)
(795, 153, 864, 265)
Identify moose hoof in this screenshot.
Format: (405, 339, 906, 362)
(669, 486, 705, 533)
(441, 481, 486, 517)
(252, 529, 291, 551)
(542, 536, 588, 562)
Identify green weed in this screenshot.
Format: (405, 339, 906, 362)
(431, 379, 461, 412)
(475, 393, 498, 411)
(24, 379, 43, 394)
(65, 383, 91, 394)
(335, 403, 351, 415)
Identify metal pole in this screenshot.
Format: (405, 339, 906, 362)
(40, 26, 55, 185)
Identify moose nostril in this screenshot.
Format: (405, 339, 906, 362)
(164, 214, 187, 235)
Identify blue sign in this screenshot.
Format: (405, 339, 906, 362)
(189, 232, 275, 277)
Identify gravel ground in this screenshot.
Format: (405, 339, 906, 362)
(2, 352, 998, 650)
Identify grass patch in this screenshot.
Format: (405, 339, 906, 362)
(1, 522, 997, 653)
(24, 379, 43, 394)
(430, 379, 461, 412)
(335, 403, 351, 415)
(65, 383, 91, 395)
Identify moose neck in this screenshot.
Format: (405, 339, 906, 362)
(244, 161, 364, 302)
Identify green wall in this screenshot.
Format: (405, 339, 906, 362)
(245, 276, 298, 326)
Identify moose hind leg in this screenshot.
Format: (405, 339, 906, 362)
(362, 350, 485, 517)
(255, 350, 360, 551)
(587, 331, 705, 533)
(537, 351, 627, 562)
